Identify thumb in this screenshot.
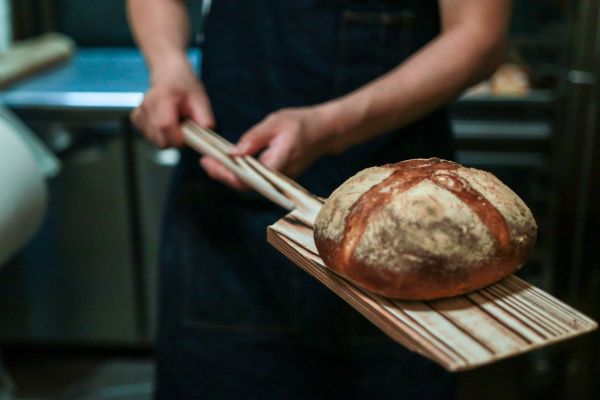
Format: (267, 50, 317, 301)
(258, 139, 290, 173)
(230, 121, 274, 156)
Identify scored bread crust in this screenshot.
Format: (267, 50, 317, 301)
(313, 158, 537, 300)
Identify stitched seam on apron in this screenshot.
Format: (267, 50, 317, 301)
(342, 10, 416, 27)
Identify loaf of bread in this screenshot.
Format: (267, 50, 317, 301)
(313, 158, 537, 300)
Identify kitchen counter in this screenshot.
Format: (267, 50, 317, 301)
(0, 47, 200, 115)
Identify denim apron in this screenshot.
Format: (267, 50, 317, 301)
(156, 1, 455, 398)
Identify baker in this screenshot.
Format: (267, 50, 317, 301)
(127, 0, 511, 398)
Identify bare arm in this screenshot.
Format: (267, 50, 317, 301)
(127, 0, 190, 75)
(127, 0, 214, 148)
(317, 0, 512, 153)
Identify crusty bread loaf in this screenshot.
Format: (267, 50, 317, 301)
(313, 158, 537, 300)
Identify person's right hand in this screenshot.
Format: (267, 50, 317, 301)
(131, 58, 215, 148)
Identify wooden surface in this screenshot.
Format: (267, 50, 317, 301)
(0, 33, 74, 89)
(268, 206, 597, 371)
(183, 121, 597, 372)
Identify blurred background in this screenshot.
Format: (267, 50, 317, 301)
(0, 0, 598, 399)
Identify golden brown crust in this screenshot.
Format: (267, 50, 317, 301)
(314, 158, 537, 300)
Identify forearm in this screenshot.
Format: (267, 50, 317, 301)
(319, 1, 510, 154)
(126, 0, 192, 80)
(127, 0, 214, 146)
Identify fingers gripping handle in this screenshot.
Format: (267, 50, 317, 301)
(182, 120, 322, 218)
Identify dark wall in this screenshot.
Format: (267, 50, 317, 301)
(53, 0, 136, 46)
(511, 0, 565, 34)
(12, 0, 206, 47)
(53, 0, 206, 46)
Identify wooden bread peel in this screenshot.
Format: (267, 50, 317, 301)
(182, 120, 597, 372)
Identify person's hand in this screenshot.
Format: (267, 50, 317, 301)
(131, 58, 214, 148)
(200, 106, 334, 190)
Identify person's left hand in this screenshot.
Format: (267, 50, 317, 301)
(199, 106, 334, 190)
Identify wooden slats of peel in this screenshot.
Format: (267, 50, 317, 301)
(267, 211, 598, 372)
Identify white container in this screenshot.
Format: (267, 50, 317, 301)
(0, 110, 48, 267)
